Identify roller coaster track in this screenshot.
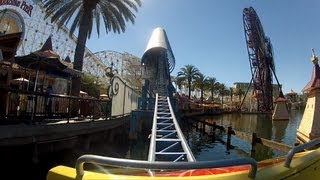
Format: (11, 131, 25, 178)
(148, 94, 195, 162)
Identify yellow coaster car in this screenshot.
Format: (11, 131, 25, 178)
(47, 139, 320, 180)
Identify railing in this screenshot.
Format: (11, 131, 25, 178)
(190, 119, 295, 153)
(0, 86, 111, 124)
(285, 138, 320, 167)
(75, 154, 257, 179)
(72, 132, 320, 180)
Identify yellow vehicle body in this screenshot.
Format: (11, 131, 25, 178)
(47, 148, 320, 180)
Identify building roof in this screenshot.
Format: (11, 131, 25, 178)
(33, 36, 61, 60)
(303, 49, 320, 92)
(275, 91, 287, 102)
(15, 36, 82, 78)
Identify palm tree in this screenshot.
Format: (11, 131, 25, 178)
(207, 77, 218, 102)
(224, 88, 231, 103)
(170, 76, 178, 91)
(229, 87, 234, 102)
(81, 73, 101, 98)
(218, 83, 227, 105)
(43, 0, 141, 96)
(235, 88, 245, 102)
(177, 77, 187, 94)
(194, 73, 208, 103)
(177, 65, 200, 99)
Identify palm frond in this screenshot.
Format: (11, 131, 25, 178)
(93, 7, 101, 37)
(43, 0, 141, 37)
(69, 9, 82, 36)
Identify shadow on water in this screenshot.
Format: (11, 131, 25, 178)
(272, 120, 289, 143)
(251, 114, 274, 161)
(1, 127, 136, 180)
(125, 135, 150, 160)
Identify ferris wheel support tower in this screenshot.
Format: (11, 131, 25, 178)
(243, 7, 282, 113)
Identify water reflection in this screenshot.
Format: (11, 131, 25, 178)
(183, 111, 303, 161)
(126, 138, 149, 160)
(204, 113, 273, 138)
(272, 120, 289, 143)
(117, 111, 303, 162)
(206, 114, 271, 160)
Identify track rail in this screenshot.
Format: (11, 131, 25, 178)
(148, 94, 195, 162)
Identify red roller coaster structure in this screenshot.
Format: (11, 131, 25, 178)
(242, 7, 282, 112)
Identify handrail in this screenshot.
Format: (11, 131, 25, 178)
(75, 154, 257, 179)
(148, 93, 159, 161)
(284, 138, 320, 168)
(167, 96, 195, 162)
(2, 87, 111, 122)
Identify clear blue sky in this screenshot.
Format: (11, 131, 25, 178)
(86, 0, 320, 94)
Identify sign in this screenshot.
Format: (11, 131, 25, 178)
(0, 0, 33, 17)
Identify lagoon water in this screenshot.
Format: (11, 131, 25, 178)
(127, 110, 303, 162)
(185, 110, 303, 162)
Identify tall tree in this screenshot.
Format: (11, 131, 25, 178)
(171, 75, 179, 91)
(177, 64, 200, 99)
(218, 83, 227, 105)
(194, 73, 208, 103)
(176, 76, 187, 94)
(207, 77, 218, 102)
(43, 0, 141, 96)
(81, 73, 101, 98)
(235, 88, 245, 102)
(229, 87, 234, 102)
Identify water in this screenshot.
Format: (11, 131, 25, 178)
(127, 109, 303, 162)
(2, 131, 131, 180)
(183, 110, 303, 161)
(5, 110, 303, 179)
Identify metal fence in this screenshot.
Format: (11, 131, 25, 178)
(109, 76, 139, 117)
(0, 86, 111, 124)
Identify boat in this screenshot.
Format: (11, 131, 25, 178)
(47, 138, 320, 180)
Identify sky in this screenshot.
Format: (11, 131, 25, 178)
(86, 0, 320, 94)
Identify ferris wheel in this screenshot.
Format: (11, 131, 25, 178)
(243, 7, 281, 112)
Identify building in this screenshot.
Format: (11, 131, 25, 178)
(233, 82, 281, 98)
(233, 82, 282, 111)
(296, 50, 320, 143)
(0, 1, 140, 85)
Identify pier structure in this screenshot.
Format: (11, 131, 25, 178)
(297, 49, 320, 143)
(272, 91, 290, 120)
